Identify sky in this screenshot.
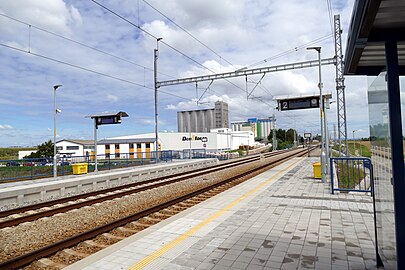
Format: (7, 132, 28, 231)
(0, 0, 398, 147)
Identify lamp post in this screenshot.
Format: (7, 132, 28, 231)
(353, 130, 357, 156)
(154, 37, 162, 163)
(53, 84, 62, 178)
(307, 46, 327, 183)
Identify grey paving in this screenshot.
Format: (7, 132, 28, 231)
(68, 157, 377, 270)
(165, 157, 377, 270)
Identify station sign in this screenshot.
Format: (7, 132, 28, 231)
(96, 115, 122, 126)
(274, 93, 332, 111)
(278, 97, 319, 111)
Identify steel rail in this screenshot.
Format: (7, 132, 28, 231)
(0, 147, 313, 270)
(0, 149, 292, 227)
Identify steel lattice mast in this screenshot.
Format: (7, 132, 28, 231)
(334, 14, 348, 156)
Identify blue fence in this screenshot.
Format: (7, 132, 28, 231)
(330, 157, 373, 194)
(0, 150, 173, 182)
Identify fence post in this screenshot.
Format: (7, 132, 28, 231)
(30, 159, 33, 180)
(330, 158, 334, 194)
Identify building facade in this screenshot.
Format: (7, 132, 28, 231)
(231, 117, 274, 141)
(177, 101, 229, 132)
(94, 129, 253, 158)
(56, 139, 95, 158)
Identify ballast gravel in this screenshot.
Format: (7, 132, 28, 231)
(0, 161, 264, 263)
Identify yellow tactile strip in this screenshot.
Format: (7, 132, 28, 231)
(128, 158, 304, 270)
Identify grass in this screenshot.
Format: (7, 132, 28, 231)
(332, 141, 371, 158)
(347, 141, 372, 157)
(335, 160, 366, 189)
(0, 147, 36, 160)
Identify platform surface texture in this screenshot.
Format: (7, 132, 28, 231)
(67, 157, 376, 270)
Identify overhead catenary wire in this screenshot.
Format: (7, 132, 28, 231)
(0, 42, 189, 101)
(0, 13, 175, 79)
(89, 0, 258, 98)
(326, 0, 334, 35)
(142, 0, 237, 69)
(244, 34, 333, 69)
(89, 0, 330, 125)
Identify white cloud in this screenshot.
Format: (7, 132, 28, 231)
(0, 0, 82, 36)
(0, 0, 380, 145)
(0, 124, 13, 129)
(107, 94, 119, 102)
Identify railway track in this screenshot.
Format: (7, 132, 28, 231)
(0, 149, 293, 228)
(0, 147, 315, 270)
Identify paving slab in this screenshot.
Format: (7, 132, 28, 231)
(66, 157, 377, 270)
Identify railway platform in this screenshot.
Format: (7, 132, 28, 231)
(66, 156, 376, 270)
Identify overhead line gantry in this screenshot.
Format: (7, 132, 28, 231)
(156, 57, 336, 88)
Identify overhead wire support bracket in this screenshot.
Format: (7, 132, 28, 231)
(247, 73, 266, 99)
(197, 80, 213, 105)
(157, 57, 336, 88)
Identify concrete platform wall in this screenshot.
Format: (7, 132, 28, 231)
(0, 159, 217, 209)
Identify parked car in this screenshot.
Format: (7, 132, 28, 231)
(6, 161, 20, 166)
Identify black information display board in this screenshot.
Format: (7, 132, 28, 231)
(279, 97, 319, 111)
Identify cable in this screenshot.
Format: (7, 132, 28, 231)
(90, 0, 213, 72)
(142, 0, 237, 69)
(0, 13, 175, 79)
(89, 0, 278, 115)
(326, 0, 334, 35)
(0, 43, 189, 101)
(244, 34, 333, 69)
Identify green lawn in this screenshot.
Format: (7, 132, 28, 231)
(335, 160, 366, 189)
(0, 147, 37, 160)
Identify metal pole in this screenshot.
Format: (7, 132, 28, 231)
(318, 48, 327, 183)
(324, 94, 330, 168)
(352, 130, 355, 156)
(308, 47, 326, 183)
(154, 38, 162, 163)
(94, 119, 98, 172)
(272, 113, 277, 151)
(53, 84, 62, 178)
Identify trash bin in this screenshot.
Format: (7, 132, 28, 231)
(313, 162, 321, 179)
(72, 163, 88, 175)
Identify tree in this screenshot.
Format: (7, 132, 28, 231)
(25, 140, 54, 159)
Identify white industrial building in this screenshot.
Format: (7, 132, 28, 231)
(55, 140, 95, 158)
(55, 129, 254, 160)
(96, 128, 253, 155)
(231, 117, 274, 141)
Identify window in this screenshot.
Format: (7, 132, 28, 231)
(106, 153, 110, 158)
(137, 143, 141, 148)
(105, 145, 110, 150)
(146, 143, 150, 148)
(56, 146, 63, 151)
(66, 146, 79, 150)
(116, 153, 120, 158)
(129, 143, 134, 149)
(115, 144, 120, 149)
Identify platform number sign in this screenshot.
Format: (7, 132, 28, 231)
(282, 101, 288, 110)
(277, 97, 320, 111)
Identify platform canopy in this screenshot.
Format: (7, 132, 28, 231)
(344, 0, 405, 75)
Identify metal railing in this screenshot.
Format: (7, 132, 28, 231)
(330, 157, 373, 194)
(0, 151, 173, 182)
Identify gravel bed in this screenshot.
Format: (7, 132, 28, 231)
(0, 153, 293, 264)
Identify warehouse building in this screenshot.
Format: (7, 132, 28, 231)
(55, 128, 254, 160)
(177, 101, 229, 132)
(55, 139, 95, 158)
